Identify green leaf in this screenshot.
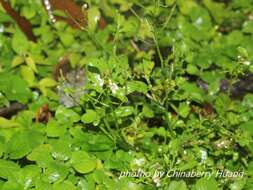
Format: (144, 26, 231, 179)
(51, 138, 72, 161)
(88, 7, 101, 31)
(42, 161, 69, 183)
(17, 165, 41, 189)
(141, 105, 154, 118)
(0, 73, 32, 103)
(6, 130, 44, 159)
(84, 134, 115, 151)
(142, 60, 155, 76)
(240, 120, 253, 135)
(38, 78, 57, 88)
(71, 128, 115, 151)
(0, 159, 20, 179)
(27, 144, 53, 168)
(178, 0, 198, 15)
(192, 51, 213, 69)
(115, 106, 135, 117)
(187, 64, 199, 75)
(0, 140, 4, 158)
(11, 56, 24, 68)
(25, 56, 38, 73)
(0, 12, 12, 22)
(168, 181, 188, 190)
(193, 178, 219, 190)
(81, 109, 99, 124)
(126, 81, 148, 94)
(55, 106, 80, 124)
(59, 33, 75, 47)
(11, 29, 29, 54)
(77, 179, 95, 190)
(20, 66, 35, 86)
(121, 16, 139, 37)
(166, 0, 176, 6)
(35, 181, 52, 190)
(242, 94, 253, 109)
(237, 47, 248, 58)
(69, 53, 81, 67)
(2, 181, 23, 190)
(0, 117, 20, 128)
(21, 6, 36, 19)
(111, 0, 132, 11)
(203, 0, 227, 24)
(243, 21, 253, 34)
(181, 82, 204, 102)
(71, 151, 97, 174)
(177, 102, 191, 118)
(53, 180, 76, 190)
(139, 19, 153, 39)
(46, 119, 67, 137)
(229, 179, 247, 190)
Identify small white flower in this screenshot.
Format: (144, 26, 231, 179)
(200, 149, 207, 162)
(95, 74, 104, 87)
(44, 0, 56, 23)
(44, 0, 50, 6)
(133, 158, 146, 167)
(109, 80, 119, 94)
(94, 16, 100, 23)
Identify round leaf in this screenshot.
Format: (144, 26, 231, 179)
(71, 151, 96, 174)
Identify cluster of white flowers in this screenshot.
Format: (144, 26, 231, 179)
(44, 0, 56, 23)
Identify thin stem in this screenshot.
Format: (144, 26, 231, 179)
(99, 122, 115, 142)
(162, 4, 176, 30)
(169, 45, 175, 79)
(147, 19, 164, 68)
(87, 94, 110, 107)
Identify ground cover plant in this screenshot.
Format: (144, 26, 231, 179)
(0, 0, 253, 189)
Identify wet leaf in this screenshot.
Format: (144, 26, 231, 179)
(71, 151, 96, 174)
